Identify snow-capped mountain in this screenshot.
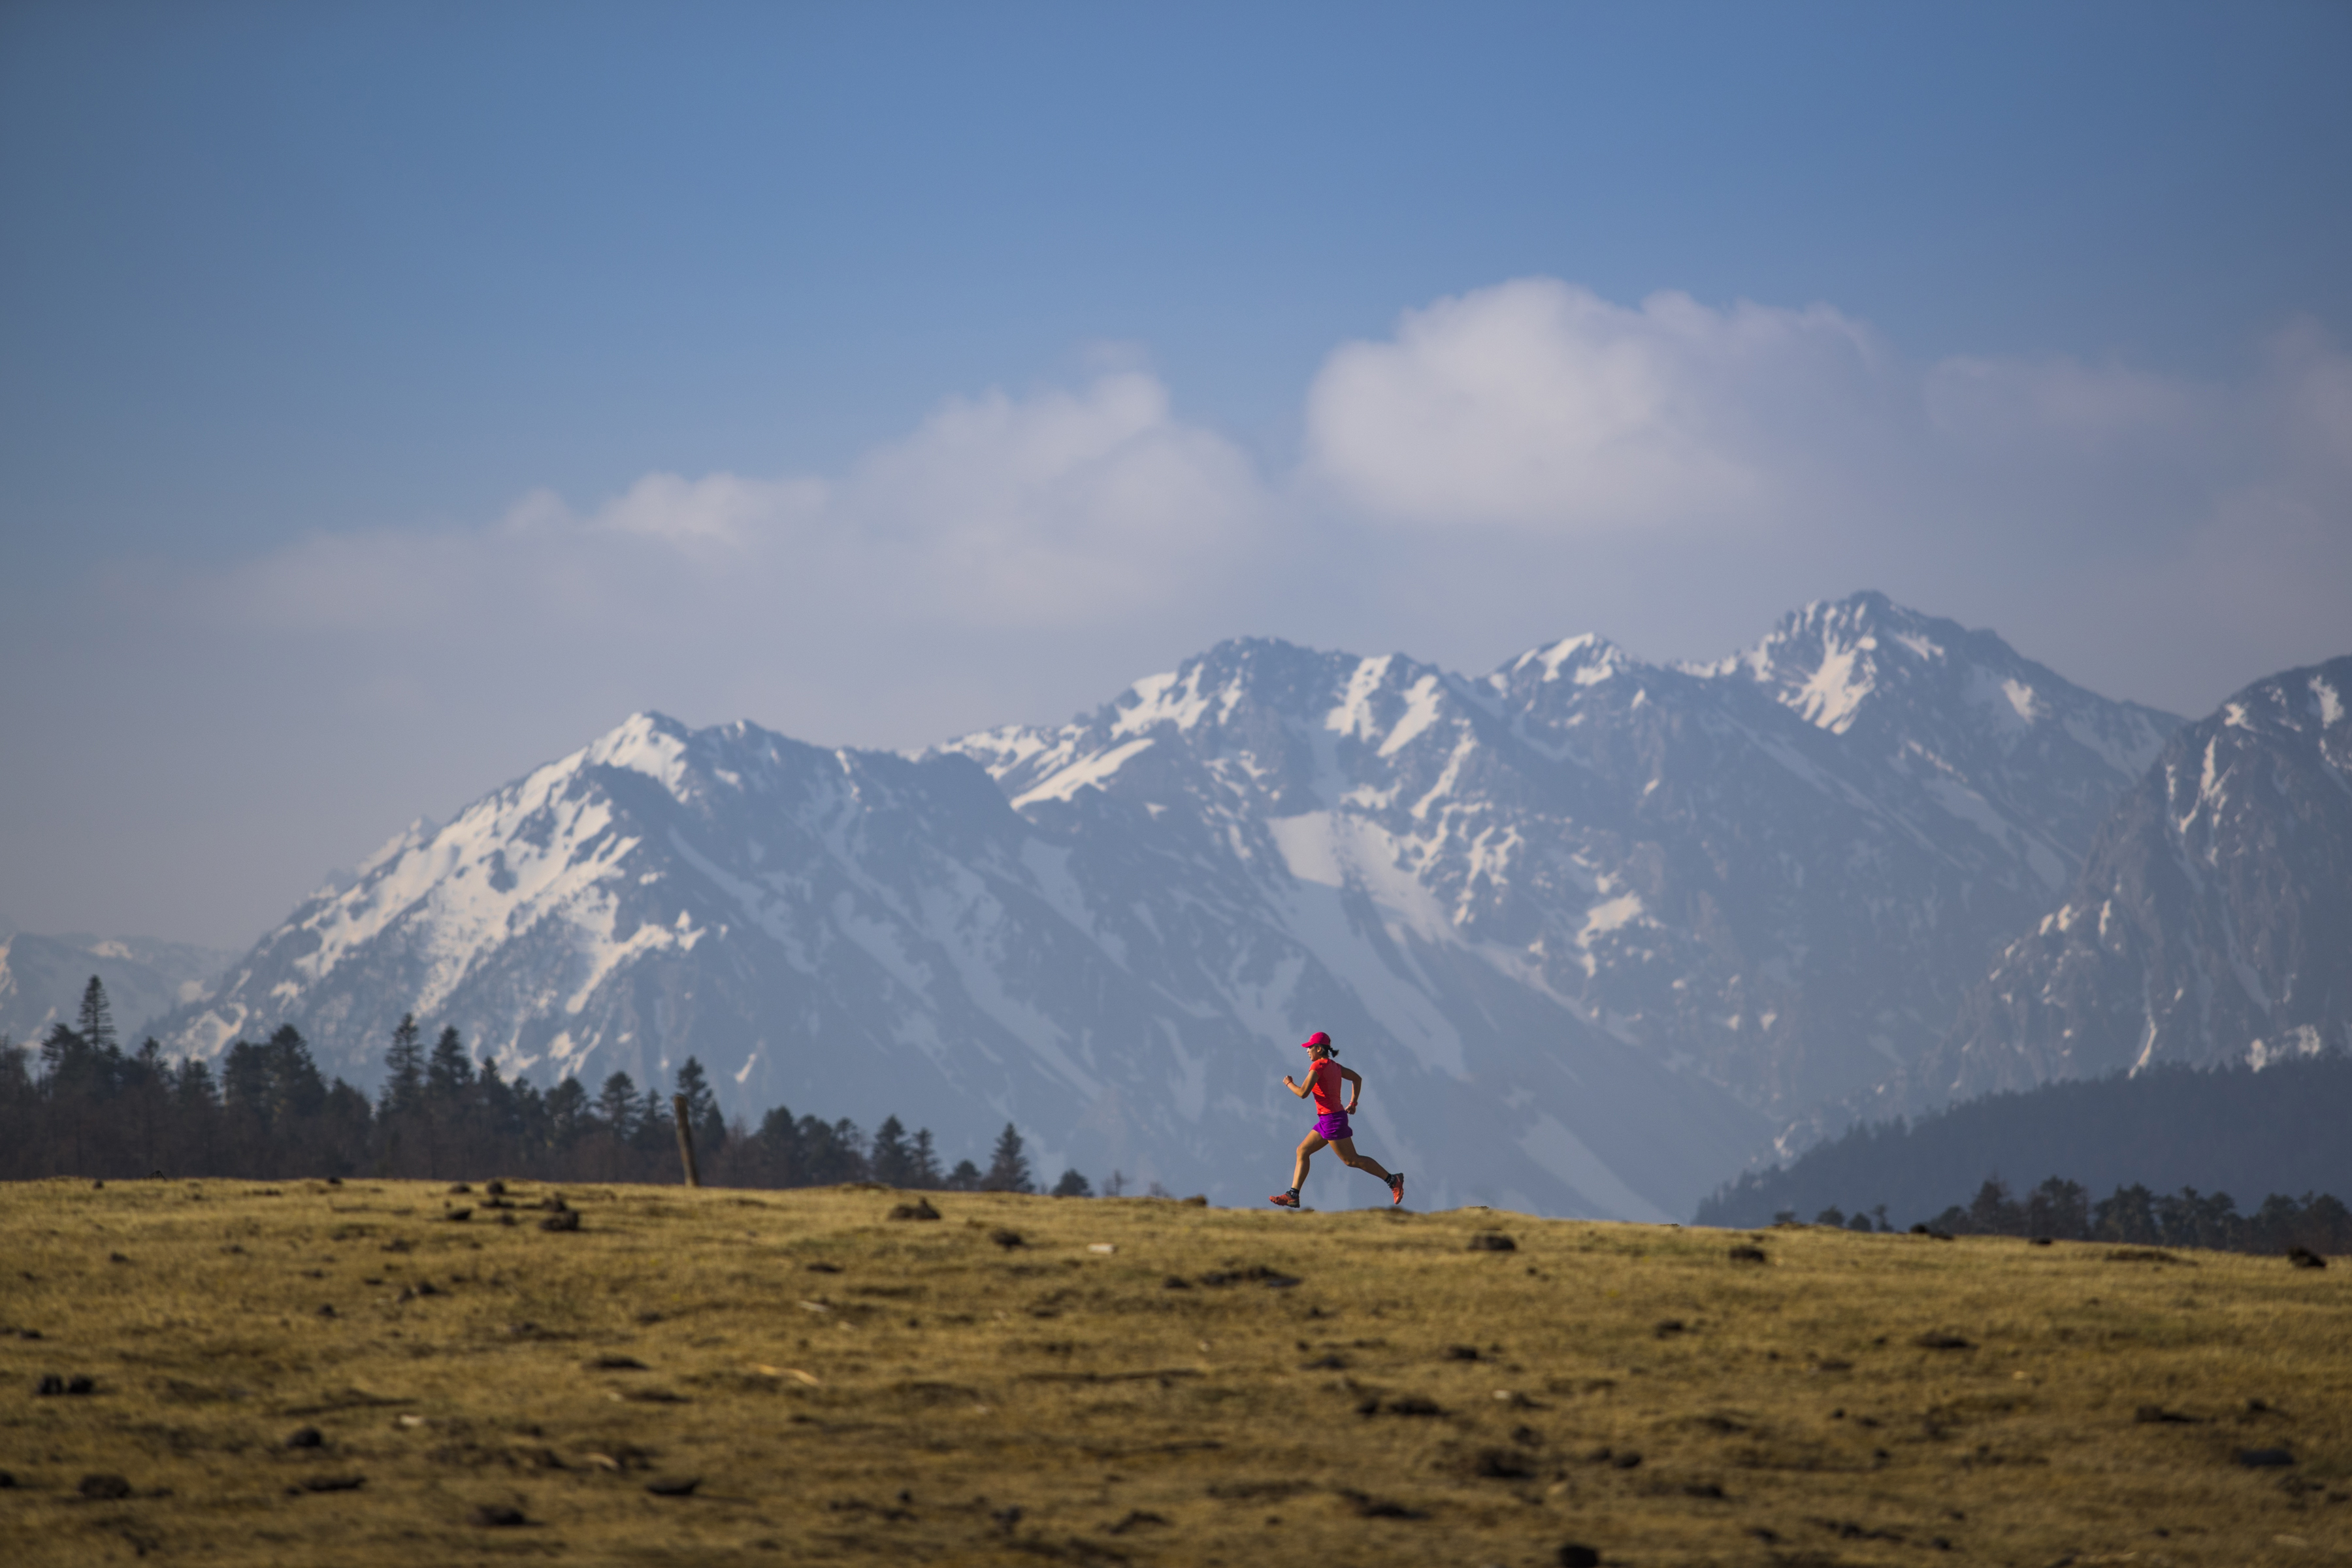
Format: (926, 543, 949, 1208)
(1697, 592, 2181, 881)
(148, 594, 2177, 1217)
(1908, 655, 2352, 1101)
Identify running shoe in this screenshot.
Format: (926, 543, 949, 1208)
(1389, 1172, 1405, 1206)
(1268, 1190, 1300, 1208)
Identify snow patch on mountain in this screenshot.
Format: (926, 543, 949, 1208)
(1012, 738, 1156, 809)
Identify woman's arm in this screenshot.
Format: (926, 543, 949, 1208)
(1339, 1064, 1363, 1112)
(1281, 1073, 1313, 1100)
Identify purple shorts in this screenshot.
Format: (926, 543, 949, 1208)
(1313, 1111, 1353, 1143)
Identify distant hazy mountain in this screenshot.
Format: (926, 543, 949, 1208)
(147, 593, 2175, 1217)
(1903, 655, 2352, 1104)
(0, 932, 233, 1046)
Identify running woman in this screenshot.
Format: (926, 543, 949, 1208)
(1269, 1031, 1403, 1209)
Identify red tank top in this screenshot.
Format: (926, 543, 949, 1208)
(1307, 1058, 1345, 1114)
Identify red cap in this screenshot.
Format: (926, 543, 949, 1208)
(1299, 1032, 1330, 1050)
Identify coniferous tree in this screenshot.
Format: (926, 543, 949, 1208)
(983, 1122, 1034, 1193)
(476, 1058, 522, 1143)
(596, 1073, 639, 1138)
(544, 1077, 591, 1150)
(2095, 1184, 2158, 1243)
(870, 1116, 917, 1186)
(78, 976, 118, 1056)
(477, 1053, 534, 1152)
(946, 1158, 983, 1192)
(504, 1073, 547, 1158)
(316, 1080, 372, 1177)
(169, 1055, 222, 1175)
(125, 1039, 169, 1173)
(0, 1037, 34, 1179)
(221, 1039, 272, 1122)
(426, 1026, 474, 1102)
(219, 1038, 276, 1174)
(633, 1086, 673, 1154)
(1966, 1179, 2021, 1234)
(381, 1014, 425, 1117)
(1051, 1168, 1093, 1198)
(265, 1025, 327, 1122)
(800, 1116, 869, 1183)
(174, 1057, 217, 1109)
(2023, 1177, 2089, 1239)
(412, 1026, 472, 1177)
(39, 1022, 88, 1085)
(747, 1104, 802, 1184)
(910, 1127, 943, 1188)
(674, 1056, 725, 1153)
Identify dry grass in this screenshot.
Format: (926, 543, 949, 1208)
(1, 1177, 2347, 1566)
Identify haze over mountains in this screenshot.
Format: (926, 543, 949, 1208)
(101, 592, 2225, 1218)
(0, 930, 231, 1049)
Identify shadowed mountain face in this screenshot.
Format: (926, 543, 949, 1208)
(148, 594, 2176, 1217)
(1907, 655, 2352, 1105)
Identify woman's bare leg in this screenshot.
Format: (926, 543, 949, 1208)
(1290, 1132, 1328, 1193)
(1330, 1137, 1393, 1186)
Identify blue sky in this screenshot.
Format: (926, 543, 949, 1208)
(3, 1, 2349, 947)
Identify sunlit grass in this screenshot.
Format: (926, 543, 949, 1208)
(2, 1178, 2345, 1565)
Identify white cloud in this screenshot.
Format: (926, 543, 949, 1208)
(174, 370, 1275, 644)
(154, 282, 2352, 736)
(834, 371, 1271, 625)
(1301, 278, 1901, 534)
(583, 472, 825, 546)
(31, 281, 2352, 947)
(1298, 279, 2351, 708)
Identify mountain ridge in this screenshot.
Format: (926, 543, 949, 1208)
(145, 593, 2181, 1217)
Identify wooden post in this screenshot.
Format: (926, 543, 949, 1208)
(671, 1094, 702, 1188)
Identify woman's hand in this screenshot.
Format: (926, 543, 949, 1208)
(1283, 1075, 1298, 1090)
(1345, 1099, 1358, 1114)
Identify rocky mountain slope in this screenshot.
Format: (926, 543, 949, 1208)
(1903, 655, 2352, 1105)
(148, 594, 2178, 1217)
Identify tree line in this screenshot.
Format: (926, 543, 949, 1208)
(0, 977, 1096, 1197)
(1763, 1176, 2352, 1255)
(1697, 1052, 2352, 1250)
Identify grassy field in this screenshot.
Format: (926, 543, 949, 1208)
(1, 1177, 2346, 1567)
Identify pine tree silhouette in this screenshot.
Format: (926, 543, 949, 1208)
(910, 1128, 943, 1188)
(425, 1026, 474, 1102)
(983, 1122, 1035, 1194)
(76, 977, 117, 1056)
(380, 1014, 425, 1117)
(674, 1056, 725, 1152)
(596, 1072, 639, 1138)
(871, 1116, 917, 1186)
